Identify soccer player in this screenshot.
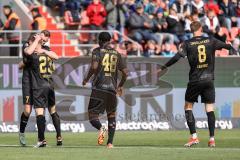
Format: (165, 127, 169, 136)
(23, 33, 61, 147)
(19, 31, 62, 147)
(82, 32, 128, 149)
(159, 21, 237, 147)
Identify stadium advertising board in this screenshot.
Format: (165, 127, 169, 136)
(0, 58, 239, 132)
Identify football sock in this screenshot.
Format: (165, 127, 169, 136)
(192, 133, 197, 139)
(51, 112, 61, 138)
(185, 110, 196, 135)
(210, 137, 215, 141)
(207, 111, 215, 137)
(36, 115, 46, 142)
(90, 119, 102, 130)
(20, 112, 29, 133)
(107, 117, 116, 144)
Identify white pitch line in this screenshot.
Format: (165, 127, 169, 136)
(0, 144, 239, 151)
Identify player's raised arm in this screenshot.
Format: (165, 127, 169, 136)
(24, 34, 41, 55)
(42, 49, 59, 60)
(159, 43, 186, 71)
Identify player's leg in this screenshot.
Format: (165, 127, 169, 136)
(19, 104, 32, 146)
(33, 88, 47, 148)
(106, 112, 116, 149)
(106, 90, 117, 148)
(184, 82, 200, 147)
(34, 107, 47, 148)
(20, 104, 32, 133)
(48, 88, 62, 145)
(19, 79, 33, 146)
(88, 89, 107, 145)
(205, 103, 216, 147)
(184, 102, 199, 147)
(201, 81, 216, 147)
(48, 105, 62, 146)
(88, 112, 107, 145)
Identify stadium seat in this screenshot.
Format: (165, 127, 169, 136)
(39, 6, 80, 57)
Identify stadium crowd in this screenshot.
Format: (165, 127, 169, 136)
(44, 0, 240, 56)
(1, 0, 239, 56)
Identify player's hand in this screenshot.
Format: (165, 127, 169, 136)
(82, 79, 88, 86)
(18, 61, 25, 70)
(34, 34, 41, 42)
(116, 87, 123, 96)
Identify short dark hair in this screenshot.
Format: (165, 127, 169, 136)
(41, 30, 51, 38)
(98, 32, 111, 43)
(3, 5, 11, 9)
(31, 7, 40, 13)
(190, 21, 202, 33)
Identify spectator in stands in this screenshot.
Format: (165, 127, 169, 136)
(86, 0, 107, 43)
(143, 0, 156, 15)
(126, 41, 140, 56)
(166, 6, 185, 43)
(31, 8, 47, 30)
(64, 2, 81, 30)
(3, 5, 21, 56)
(203, 10, 220, 36)
(184, 13, 199, 40)
(191, 0, 205, 18)
(0, 19, 4, 43)
(125, 0, 137, 14)
(143, 40, 161, 57)
(128, 3, 158, 44)
(105, 0, 128, 42)
(153, 8, 175, 45)
(236, 0, 240, 27)
(171, 0, 191, 19)
(46, 0, 66, 18)
(219, 0, 237, 30)
(204, 0, 220, 15)
(160, 42, 176, 57)
(203, 10, 228, 42)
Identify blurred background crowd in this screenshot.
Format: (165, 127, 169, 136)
(0, 0, 239, 57)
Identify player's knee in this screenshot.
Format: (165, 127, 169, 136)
(35, 108, 44, 116)
(107, 112, 116, 118)
(48, 106, 56, 114)
(205, 104, 214, 112)
(88, 112, 99, 121)
(23, 111, 31, 117)
(24, 105, 32, 116)
(184, 102, 193, 110)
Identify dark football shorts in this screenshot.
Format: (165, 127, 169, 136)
(22, 69, 33, 105)
(32, 86, 55, 108)
(185, 80, 215, 103)
(88, 89, 117, 114)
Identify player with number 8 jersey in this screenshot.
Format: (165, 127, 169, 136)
(159, 21, 237, 148)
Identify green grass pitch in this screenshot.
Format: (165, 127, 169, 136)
(0, 130, 239, 160)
